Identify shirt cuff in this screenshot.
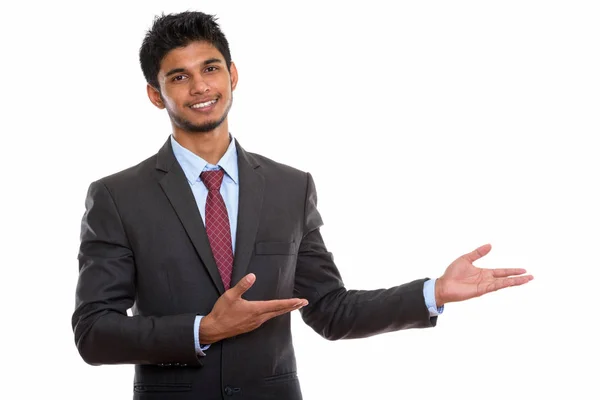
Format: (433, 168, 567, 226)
(194, 315, 211, 356)
(423, 278, 444, 317)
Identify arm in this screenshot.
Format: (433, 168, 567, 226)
(296, 173, 436, 340)
(72, 181, 201, 366)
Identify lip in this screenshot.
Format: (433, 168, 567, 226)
(189, 98, 218, 113)
(188, 97, 216, 107)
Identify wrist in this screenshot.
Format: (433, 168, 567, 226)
(199, 314, 221, 344)
(434, 278, 446, 307)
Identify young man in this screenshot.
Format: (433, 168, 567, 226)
(72, 11, 533, 399)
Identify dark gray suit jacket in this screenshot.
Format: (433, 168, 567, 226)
(72, 137, 436, 399)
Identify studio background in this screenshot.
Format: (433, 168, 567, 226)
(1, 1, 598, 399)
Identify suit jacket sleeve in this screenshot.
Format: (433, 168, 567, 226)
(72, 181, 201, 366)
(296, 173, 437, 340)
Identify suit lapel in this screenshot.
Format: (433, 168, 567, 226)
(231, 140, 264, 286)
(155, 138, 226, 294)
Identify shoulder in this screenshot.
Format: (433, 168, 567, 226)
(90, 154, 159, 194)
(246, 151, 308, 180)
(244, 150, 317, 194)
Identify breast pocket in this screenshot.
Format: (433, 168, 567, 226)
(251, 241, 297, 300)
(255, 241, 296, 255)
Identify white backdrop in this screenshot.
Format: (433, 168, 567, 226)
(1, 1, 598, 399)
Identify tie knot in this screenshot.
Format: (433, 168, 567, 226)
(200, 169, 225, 191)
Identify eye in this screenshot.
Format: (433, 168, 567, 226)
(204, 66, 219, 73)
(172, 74, 187, 82)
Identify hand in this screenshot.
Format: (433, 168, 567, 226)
(200, 273, 308, 344)
(435, 244, 533, 306)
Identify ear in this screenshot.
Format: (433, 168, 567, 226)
(229, 61, 238, 91)
(146, 84, 165, 109)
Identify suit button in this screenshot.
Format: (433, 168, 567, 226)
(224, 386, 233, 396)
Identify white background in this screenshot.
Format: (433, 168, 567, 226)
(1, 1, 599, 399)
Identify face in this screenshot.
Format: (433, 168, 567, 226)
(148, 41, 238, 134)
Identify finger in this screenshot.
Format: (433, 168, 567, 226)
(261, 303, 307, 322)
(228, 273, 256, 298)
(464, 244, 492, 263)
(486, 275, 534, 293)
(491, 268, 528, 278)
(253, 298, 309, 314)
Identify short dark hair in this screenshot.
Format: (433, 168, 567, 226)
(139, 11, 232, 90)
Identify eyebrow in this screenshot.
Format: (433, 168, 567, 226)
(164, 58, 224, 77)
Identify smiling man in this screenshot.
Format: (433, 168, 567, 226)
(72, 11, 533, 400)
(153, 42, 235, 138)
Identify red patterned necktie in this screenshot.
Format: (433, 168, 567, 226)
(200, 169, 233, 290)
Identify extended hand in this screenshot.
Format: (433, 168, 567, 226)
(435, 244, 533, 306)
(200, 273, 308, 344)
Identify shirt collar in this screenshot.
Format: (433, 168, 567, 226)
(170, 134, 239, 185)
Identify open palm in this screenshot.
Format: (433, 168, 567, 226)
(435, 244, 534, 306)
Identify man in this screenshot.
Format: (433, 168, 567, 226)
(72, 11, 533, 400)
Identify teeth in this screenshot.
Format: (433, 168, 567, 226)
(191, 99, 216, 109)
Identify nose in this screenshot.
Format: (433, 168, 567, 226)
(190, 76, 210, 95)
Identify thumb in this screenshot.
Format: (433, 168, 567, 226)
(464, 243, 492, 263)
(229, 273, 256, 298)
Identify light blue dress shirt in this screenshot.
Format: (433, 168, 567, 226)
(170, 134, 443, 356)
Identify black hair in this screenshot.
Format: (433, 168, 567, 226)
(139, 11, 232, 90)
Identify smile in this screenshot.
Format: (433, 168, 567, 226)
(190, 99, 217, 109)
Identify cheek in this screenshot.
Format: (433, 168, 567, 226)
(161, 85, 188, 107)
(164, 97, 177, 109)
(162, 93, 183, 111)
(210, 77, 232, 94)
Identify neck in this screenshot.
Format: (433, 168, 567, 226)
(172, 123, 230, 165)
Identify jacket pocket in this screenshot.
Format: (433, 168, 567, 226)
(255, 241, 296, 255)
(263, 371, 298, 385)
(133, 383, 192, 393)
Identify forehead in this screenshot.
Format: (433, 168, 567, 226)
(159, 41, 225, 73)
